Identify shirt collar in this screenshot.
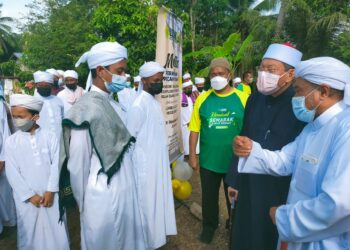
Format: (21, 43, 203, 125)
(90, 85, 113, 99)
(312, 101, 346, 129)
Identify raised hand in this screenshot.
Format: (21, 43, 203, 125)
(233, 136, 253, 157)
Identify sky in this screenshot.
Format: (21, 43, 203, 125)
(1, 0, 32, 32)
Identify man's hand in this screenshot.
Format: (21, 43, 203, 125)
(0, 161, 4, 173)
(269, 206, 278, 225)
(228, 186, 239, 203)
(188, 154, 199, 171)
(41, 192, 54, 207)
(29, 194, 42, 207)
(233, 136, 253, 157)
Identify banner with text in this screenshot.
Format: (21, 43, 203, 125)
(156, 7, 183, 162)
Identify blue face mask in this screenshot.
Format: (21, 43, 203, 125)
(102, 68, 128, 93)
(292, 88, 321, 123)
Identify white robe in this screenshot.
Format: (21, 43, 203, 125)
(0, 100, 16, 234)
(5, 128, 69, 250)
(181, 94, 199, 155)
(117, 87, 138, 111)
(127, 91, 177, 249)
(57, 86, 84, 115)
(35, 94, 64, 138)
(67, 85, 146, 250)
(238, 101, 350, 250)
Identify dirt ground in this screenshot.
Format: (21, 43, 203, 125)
(0, 170, 230, 250)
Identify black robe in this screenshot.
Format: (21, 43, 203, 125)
(225, 86, 305, 250)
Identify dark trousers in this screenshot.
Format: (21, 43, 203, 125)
(200, 167, 231, 230)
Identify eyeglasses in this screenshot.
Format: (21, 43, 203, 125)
(256, 66, 279, 74)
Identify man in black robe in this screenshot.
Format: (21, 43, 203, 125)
(225, 43, 305, 250)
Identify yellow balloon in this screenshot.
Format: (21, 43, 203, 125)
(174, 181, 192, 200)
(172, 179, 181, 191)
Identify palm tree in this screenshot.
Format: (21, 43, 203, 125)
(0, 4, 16, 57)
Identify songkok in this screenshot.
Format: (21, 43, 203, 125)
(64, 70, 79, 79)
(33, 71, 54, 84)
(183, 73, 191, 80)
(195, 77, 205, 84)
(134, 76, 141, 82)
(233, 77, 242, 85)
(75, 42, 127, 70)
(295, 57, 350, 105)
(46, 68, 60, 77)
(263, 43, 302, 68)
(182, 80, 193, 89)
(57, 70, 65, 76)
(10, 94, 43, 112)
(209, 58, 231, 73)
(139, 61, 165, 78)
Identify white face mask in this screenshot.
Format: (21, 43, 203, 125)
(257, 71, 287, 95)
(13, 117, 35, 132)
(210, 76, 228, 91)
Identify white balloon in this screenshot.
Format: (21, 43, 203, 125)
(173, 160, 193, 181)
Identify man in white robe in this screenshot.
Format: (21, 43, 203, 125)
(195, 77, 206, 94)
(133, 75, 141, 91)
(5, 94, 69, 250)
(57, 70, 84, 114)
(62, 41, 147, 250)
(0, 88, 16, 234)
(127, 61, 177, 249)
(117, 73, 138, 111)
(34, 71, 64, 138)
(181, 80, 199, 157)
(234, 57, 350, 250)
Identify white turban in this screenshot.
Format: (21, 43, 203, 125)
(64, 70, 79, 79)
(195, 77, 205, 84)
(10, 94, 43, 112)
(139, 61, 165, 78)
(295, 57, 350, 105)
(233, 77, 242, 85)
(182, 80, 193, 89)
(133, 76, 141, 82)
(183, 73, 191, 80)
(263, 43, 303, 67)
(46, 68, 60, 77)
(33, 71, 54, 84)
(75, 42, 127, 91)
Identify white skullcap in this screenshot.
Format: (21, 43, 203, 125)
(125, 74, 131, 78)
(46, 68, 60, 77)
(134, 76, 141, 82)
(75, 41, 127, 91)
(57, 70, 65, 76)
(233, 77, 242, 84)
(139, 61, 165, 78)
(64, 70, 79, 79)
(295, 57, 350, 105)
(75, 41, 127, 70)
(195, 77, 205, 84)
(263, 43, 303, 67)
(182, 80, 193, 88)
(183, 73, 191, 80)
(33, 71, 54, 84)
(10, 94, 43, 112)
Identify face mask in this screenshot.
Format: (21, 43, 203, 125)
(37, 86, 52, 97)
(248, 78, 253, 84)
(53, 80, 59, 87)
(210, 76, 228, 91)
(185, 90, 192, 96)
(102, 68, 128, 93)
(149, 82, 163, 95)
(13, 117, 35, 132)
(292, 88, 321, 123)
(126, 81, 131, 87)
(66, 84, 77, 91)
(197, 87, 204, 92)
(257, 71, 287, 95)
(58, 79, 63, 86)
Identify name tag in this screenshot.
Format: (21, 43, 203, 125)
(301, 154, 318, 165)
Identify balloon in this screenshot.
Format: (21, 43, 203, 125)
(172, 179, 192, 200)
(173, 160, 193, 181)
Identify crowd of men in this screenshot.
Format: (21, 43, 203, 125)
(0, 39, 350, 250)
